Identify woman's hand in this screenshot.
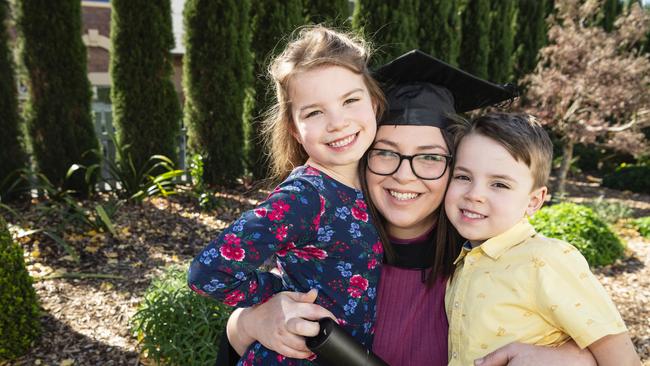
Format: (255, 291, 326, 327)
(227, 289, 336, 359)
(474, 340, 597, 366)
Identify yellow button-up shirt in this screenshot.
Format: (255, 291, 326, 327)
(445, 219, 626, 366)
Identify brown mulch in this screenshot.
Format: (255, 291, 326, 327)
(2, 180, 650, 366)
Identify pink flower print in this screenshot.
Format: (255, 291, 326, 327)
(368, 257, 378, 269)
(268, 209, 284, 222)
(305, 166, 320, 176)
(355, 199, 367, 210)
(254, 208, 267, 217)
(295, 245, 328, 260)
(347, 274, 369, 298)
(219, 242, 245, 261)
(372, 241, 383, 254)
(224, 290, 246, 306)
(276, 242, 296, 257)
(249, 280, 258, 294)
(275, 225, 288, 241)
(307, 353, 317, 361)
(351, 207, 368, 222)
(313, 195, 326, 229)
(277, 354, 285, 362)
(189, 283, 208, 297)
(224, 233, 241, 246)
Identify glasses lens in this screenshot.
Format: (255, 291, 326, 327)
(412, 154, 448, 179)
(368, 149, 400, 175)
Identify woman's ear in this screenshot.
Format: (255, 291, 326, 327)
(526, 186, 548, 217)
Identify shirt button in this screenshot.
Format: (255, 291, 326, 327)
(454, 301, 459, 308)
(453, 352, 458, 358)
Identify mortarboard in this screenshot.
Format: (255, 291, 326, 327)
(372, 49, 517, 128)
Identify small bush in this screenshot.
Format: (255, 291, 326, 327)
(530, 203, 625, 267)
(602, 163, 650, 194)
(131, 264, 232, 366)
(0, 217, 41, 360)
(633, 217, 650, 238)
(584, 196, 633, 224)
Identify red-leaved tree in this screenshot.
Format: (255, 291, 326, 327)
(525, 0, 650, 196)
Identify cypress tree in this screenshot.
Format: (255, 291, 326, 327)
(513, 0, 548, 80)
(304, 0, 350, 26)
(110, 0, 181, 172)
(601, 0, 622, 32)
(16, 0, 98, 193)
(488, 0, 516, 82)
(352, 0, 420, 67)
(184, 0, 252, 186)
(0, 0, 27, 200)
(246, 0, 303, 180)
(459, 0, 490, 79)
(418, 0, 461, 65)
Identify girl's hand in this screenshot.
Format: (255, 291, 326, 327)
(474, 340, 597, 366)
(227, 289, 336, 359)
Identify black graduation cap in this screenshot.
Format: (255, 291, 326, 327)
(373, 49, 518, 127)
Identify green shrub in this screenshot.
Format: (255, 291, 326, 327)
(131, 265, 232, 366)
(602, 163, 650, 194)
(530, 203, 625, 267)
(0, 217, 41, 360)
(584, 196, 633, 224)
(632, 217, 650, 238)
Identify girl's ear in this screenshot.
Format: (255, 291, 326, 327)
(526, 186, 548, 217)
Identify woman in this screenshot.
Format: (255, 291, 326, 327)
(220, 51, 596, 366)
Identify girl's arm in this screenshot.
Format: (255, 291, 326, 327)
(475, 340, 597, 366)
(187, 181, 320, 307)
(226, 289, 336, 359)
(588, 332, 641, 366)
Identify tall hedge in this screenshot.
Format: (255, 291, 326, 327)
(513, 0, 548, 80)
(419, 0, 461, 65)
(246, 0, 304, 180)
(352, 0, 420, 67)
(16, 0, 98, 192)
(488, 0, 517, 82)
(459, 0, 491, 79)
(601, 0, 622, 32)
(0, 217, 40, 360)
(0, 0, 27, 200)
(110, 0, 181, 172)
(304, 0, 349, 26)
(184, 0, 252, 186)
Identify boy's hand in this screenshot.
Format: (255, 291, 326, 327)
(475, 341, 597, 366)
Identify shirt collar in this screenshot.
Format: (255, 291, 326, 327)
(453, 218, 537, 264)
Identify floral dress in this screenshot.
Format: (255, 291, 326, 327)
(188, 165, 383, 366)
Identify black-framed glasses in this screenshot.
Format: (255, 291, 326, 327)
(367, 148, 452, 180)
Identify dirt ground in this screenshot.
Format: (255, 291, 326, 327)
(3, 179, 650, 366)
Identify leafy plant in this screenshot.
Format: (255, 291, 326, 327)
(530, 202, 625, 267)
(131, 264, 232, 366)
(632, 217, 650, 238)
(90, 136, 184, 202)
(188, 154, 221, 211)
(584, 196, 633, 224)
(602, 163, 650, 194)
(0, 217, 41, 361)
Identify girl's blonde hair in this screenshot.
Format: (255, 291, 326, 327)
(262, 25, 386, 182)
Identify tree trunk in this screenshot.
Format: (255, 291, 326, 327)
(556, 139, 574, 199)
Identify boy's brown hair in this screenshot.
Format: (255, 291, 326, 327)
(448, 112, 553, 189)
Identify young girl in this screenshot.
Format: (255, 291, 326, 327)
(187, 26, 386, 365)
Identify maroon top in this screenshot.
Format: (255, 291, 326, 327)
(372, 229, 449, 366)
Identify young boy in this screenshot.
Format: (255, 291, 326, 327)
(444, 113, 640, 366)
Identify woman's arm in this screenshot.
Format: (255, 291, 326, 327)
(475, 340, 597, 366)
(226, 289, 336, 359)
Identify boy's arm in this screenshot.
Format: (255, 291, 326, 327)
(588, 332, 641, 366)
(475, 340, 596, 366)
(187, 182, 320, 307)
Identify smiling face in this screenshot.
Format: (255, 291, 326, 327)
(289, 65, 377, 187)
(366, 125, 451, 239)
(444, 133, 547, 247)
